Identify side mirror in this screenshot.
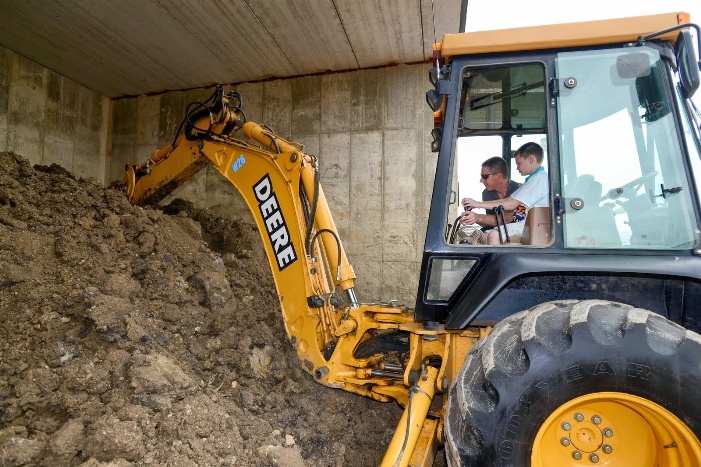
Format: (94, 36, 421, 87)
(674, 29, 700, 99)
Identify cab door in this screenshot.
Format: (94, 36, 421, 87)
(556, 47, 699, 251)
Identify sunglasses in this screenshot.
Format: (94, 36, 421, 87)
(480, 173, 497, 179)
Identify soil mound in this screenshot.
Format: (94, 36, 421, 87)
(0, 151, 401, 466)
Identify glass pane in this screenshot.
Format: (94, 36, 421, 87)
(426, 258, 477, 301)
(460, 65, 546, 131)
(456, 136, 503, 203)
(557, 47, 699, 250)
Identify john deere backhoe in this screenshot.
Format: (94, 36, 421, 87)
(121, 12, 701, 466)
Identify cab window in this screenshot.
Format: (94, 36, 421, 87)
(448, 62, 549, 246)
(557, 47, 699, 249)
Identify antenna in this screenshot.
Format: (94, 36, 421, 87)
(430, 0, 437, 45)
(431, 0, 440, 77)
(459, 0, 469, 33)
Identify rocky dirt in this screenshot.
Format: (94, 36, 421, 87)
(0, 151, 403, 466)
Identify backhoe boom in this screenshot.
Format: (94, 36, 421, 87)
(120, 85, 476, 466)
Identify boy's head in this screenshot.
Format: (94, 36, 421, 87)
(515, 142, 544, 163)
(514, 142, 544, 176)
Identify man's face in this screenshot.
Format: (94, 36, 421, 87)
(479, 167, 500, 190)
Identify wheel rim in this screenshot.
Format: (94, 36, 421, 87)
(531, 392, 701, 466)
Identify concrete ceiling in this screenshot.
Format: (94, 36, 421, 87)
(0, 0, 462, 99)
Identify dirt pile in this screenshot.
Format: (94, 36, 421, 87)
(0, 151, 401, 466)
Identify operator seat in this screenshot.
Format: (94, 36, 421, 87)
(521, 207, 551, 245)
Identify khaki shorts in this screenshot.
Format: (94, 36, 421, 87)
(489, 221, 524, 243)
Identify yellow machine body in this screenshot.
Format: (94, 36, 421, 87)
(121, 11, 701, 466)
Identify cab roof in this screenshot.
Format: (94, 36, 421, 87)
(440, 12, 690, 58)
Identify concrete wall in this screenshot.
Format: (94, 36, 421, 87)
(108, 64, 437, 306)
(0, 46, 109, 180)
(0, 47, 435, 306)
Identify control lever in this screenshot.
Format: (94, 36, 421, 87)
(494, 205, 510, 243)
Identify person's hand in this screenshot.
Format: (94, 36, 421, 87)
(459, 211, 478, 225)
(462, 198, 481, 210)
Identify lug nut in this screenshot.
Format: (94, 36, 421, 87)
(602, 444, 613, 454)
(572, 450, 582, 460)
(574, 412, 584, 422)
(589, 453, 600, 463)
(603, 428, 613, 438)
(591, 415, 602, 425)
(562, 422, 572, 431)
(560, 437, 571, 446)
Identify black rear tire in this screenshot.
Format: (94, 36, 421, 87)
(444, 299, 701, 466)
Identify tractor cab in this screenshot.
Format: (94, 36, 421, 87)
(418, 13, 701, 328)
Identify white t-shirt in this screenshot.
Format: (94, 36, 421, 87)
(512, 169, 549, 209)
(491, 168, 549, 240)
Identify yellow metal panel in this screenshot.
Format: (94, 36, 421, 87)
(442, 12, 688, 57)
(408, 418, 439, 467)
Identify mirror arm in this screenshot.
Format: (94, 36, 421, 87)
(638, 23, 701, 69)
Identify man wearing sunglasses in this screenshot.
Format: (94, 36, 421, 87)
(459, 156, 521, 229)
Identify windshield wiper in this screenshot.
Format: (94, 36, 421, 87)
(470, 81, 545, 111)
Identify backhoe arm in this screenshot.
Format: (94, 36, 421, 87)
(120, 85, 481, 467)
(122, 86, 360, 365)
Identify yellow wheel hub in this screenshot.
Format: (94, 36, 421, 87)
(532, 392, 701, 466)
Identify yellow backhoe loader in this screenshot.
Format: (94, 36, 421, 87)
(121, 11, 701, 466)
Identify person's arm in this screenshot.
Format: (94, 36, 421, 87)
(463, 196, 522, 212)
(460, 210, 500, 227)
